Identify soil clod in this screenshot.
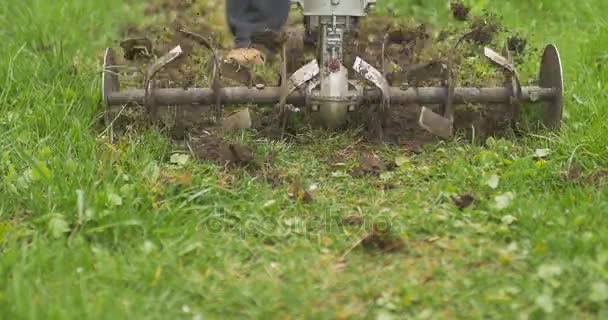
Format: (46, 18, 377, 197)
(451, 193, 476, 210)
(120, 37, 153, 60)
(361, 224, 405, 253)
(451, 1, 471, 21)
(351, 154, 388, 178)
(342, 215, 365, 227)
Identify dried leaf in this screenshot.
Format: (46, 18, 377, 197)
(537, 264, 562, 279)
(487, 174, 500, 189)
(108, 193, 123, 207)
(534, 148, 551, 159)
(590, 282, 608, 302)
(394, 156, 408, 167)
(170, 153, 190, 166)
(501, 214, 517, 225)
(494, 192, 515, 210)
(48, 214, 70, 239)
(535, 294, 554, 313)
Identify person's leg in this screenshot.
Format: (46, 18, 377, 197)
(227, 0, 290, 47)
(251, 0, 290, 32)
(226, 0, 255, 48)
(225, 0, 291, 65)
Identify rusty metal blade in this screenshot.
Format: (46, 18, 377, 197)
(418, 106, 453, 139)
(484, 47, 514, 73)
(288, 59, 319, 92)
(147, 45, 184, 79)
(353, 57, 390, 105)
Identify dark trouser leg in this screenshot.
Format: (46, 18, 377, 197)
(226, 0, 290, 48)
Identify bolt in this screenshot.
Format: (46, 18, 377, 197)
(255, 83, 265, 90)
(399, 82, 409, 91)
(348, 105, 356, 112)
(311, 105, 319, 112)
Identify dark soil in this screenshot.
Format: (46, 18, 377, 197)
(507, 35, 527, 55)
(451, 1, 471, 21)
(466, 15, 501, 46)
(190, 132, 255, 168)
(107, 0, 535, 157)
(451, 193, 476, 210)
(351, 153, 398, 178)
(360, 224, 406, 253)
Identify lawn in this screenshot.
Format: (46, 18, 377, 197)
(1, 0, 608, 319)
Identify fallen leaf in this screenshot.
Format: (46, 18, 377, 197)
(48, 214, 70, 239)
(535, 293, 554, 313)
(534, 148, 551, 159)
(494, 192, 515, 210)
(108, 193, 123, 207)
(487, 174, 500, 189)
(170, 153, 190, 166)
(501, 214, 517, 225)
(143, 162, 161, 184)
(222, 107, 252, 131)
(590, 282, 608, 302)
(262, 200, 277, 208)
(395, 156, 409, 167)
(537, 264, 562, 279)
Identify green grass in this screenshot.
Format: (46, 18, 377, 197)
(1, 0, 608, 319)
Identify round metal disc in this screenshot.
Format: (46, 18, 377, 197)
(538, 44, 564, 130)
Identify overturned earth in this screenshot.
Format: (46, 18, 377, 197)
(105, 0, 544, 154)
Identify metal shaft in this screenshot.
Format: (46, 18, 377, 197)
(105, 86, 556, 111)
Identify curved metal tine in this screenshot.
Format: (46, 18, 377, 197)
(143, 45, 184, 117)
(287, 59, 319, 93)
(353, 56, 391, 141)
(353, 57, 390, 109)
(177, 29, 224, 121)
(278, 43, 290, 137)
(484, 46, 514, 72)
(501, 43, 522, 125)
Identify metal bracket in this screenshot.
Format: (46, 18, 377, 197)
(178, 29, 224, 121)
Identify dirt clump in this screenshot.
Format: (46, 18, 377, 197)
(360, 224, 406, 253)
(451, 1, 471, 21)
(288, 180, 314, 203)
(190, 133, 256, 168)
(562, 165, 608, 187)
(507, 35, 527, 55)
(465, 14, 501, 45)
(351, 154, 394, 178)
(120, 38, 154, 60)
(342, 215, 365, 227)
(451, 193, 476, 210)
